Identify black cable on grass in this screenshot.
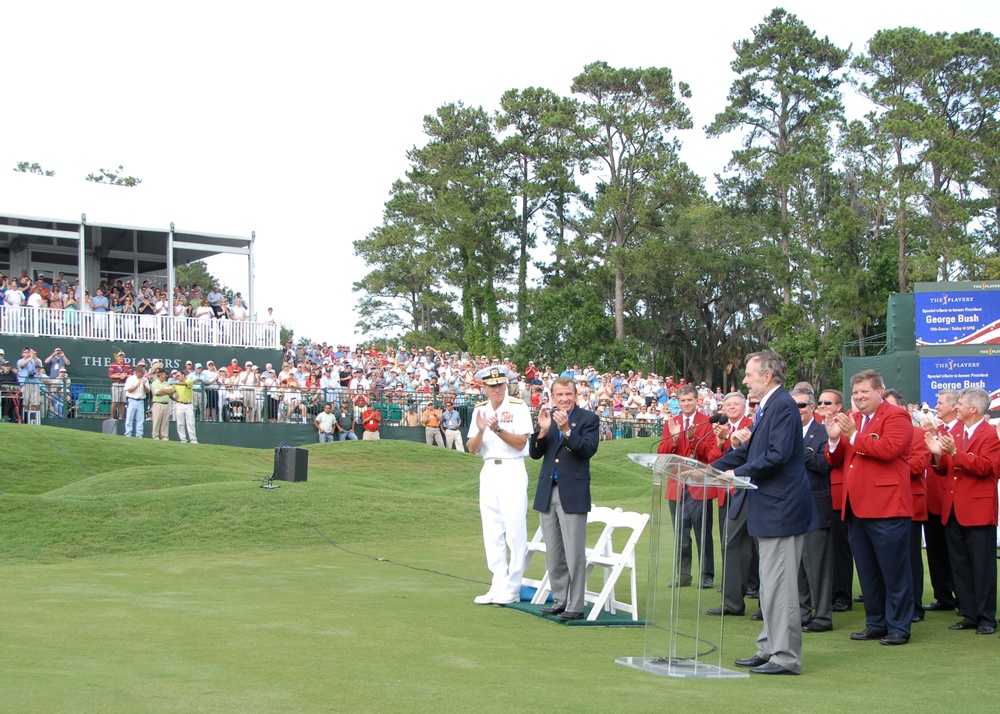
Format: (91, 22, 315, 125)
(254, 477, 489, 586)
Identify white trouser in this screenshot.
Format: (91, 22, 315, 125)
(175, 402, 198, 443)
(479, 458, 529, 599)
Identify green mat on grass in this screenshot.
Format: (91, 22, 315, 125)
(504, 601, 645, 627)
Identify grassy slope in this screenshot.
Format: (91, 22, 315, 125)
(0, 428, 993, 712)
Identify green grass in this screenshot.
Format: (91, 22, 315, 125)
(0, 427, 994, 712)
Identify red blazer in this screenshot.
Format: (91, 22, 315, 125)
(908, 424, 931, 522)
(926, 421, 959, 516)
(657, 411, 718, 501)
(715, 416, 753, 507)
(826, 400, 913, 519)
(932, 419, 1000, 527)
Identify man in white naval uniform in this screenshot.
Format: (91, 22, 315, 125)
(467, 365, 533, 605)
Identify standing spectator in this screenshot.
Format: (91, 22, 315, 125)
(335, 400, 358, 441)
(123, 362, 150, 438)
(206, 284, 224, 317)
(0, 359, 21, 421)
(826, 369, 914, 646)
(361, 402, 382, 440)
(817, 388, 855, 612)
(921, 389, 960, 614)
(44, 347, 70, 378)
(16, 347, 43, 419)
(202, 361, 220, 421)
(421, 401, 445, 447)
(467, 365, 533, 606)
(171, 369, 198, 444)
(108, 351, 132, 420)
(441, 398, 465, 452)
(314, 403, 337, 443)
(150, 366, 175, 441)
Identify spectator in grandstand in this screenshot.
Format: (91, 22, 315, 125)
(44, 348, 70, 379)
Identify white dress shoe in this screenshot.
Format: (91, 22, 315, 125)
(474, 592, 497, 605)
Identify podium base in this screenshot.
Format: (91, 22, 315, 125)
(616, 656, 749, 679)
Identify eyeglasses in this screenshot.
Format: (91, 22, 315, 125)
(817, 400, 835, 406)
(795, 403, 811, 409)
(748, 401, 760, 407)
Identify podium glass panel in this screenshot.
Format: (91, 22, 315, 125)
(618, 453, 756, 679)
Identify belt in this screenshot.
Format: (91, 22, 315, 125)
(128, 397, 145, 401)
(486, 458, 523, 465)
(177, 401, 192, 405)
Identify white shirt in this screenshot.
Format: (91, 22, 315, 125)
(468, 395, 532, 460)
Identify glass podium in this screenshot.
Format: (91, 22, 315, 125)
(618, 453, 756, 679)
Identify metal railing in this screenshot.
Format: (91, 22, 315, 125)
(14, 380, 668, 440)
(0, 305, 280, 349)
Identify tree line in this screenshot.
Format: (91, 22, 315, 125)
(353, 8, 1000, 391)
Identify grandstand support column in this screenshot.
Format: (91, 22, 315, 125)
(78, 214, 87, 301)
(168, 222, 175, 312)
(248, 230, 255, 321)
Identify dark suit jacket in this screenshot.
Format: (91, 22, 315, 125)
(530, 407, 600, 514)
(712, 386, 818, 538)
(803, 419, 833, 530)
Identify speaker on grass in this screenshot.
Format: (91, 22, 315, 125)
(273, 445, 308, 482)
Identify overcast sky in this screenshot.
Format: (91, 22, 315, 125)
(2, 1, 996, 346)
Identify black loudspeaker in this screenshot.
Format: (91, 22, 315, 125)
(102, 419, 119, 435)
(273, 446, 308, 482)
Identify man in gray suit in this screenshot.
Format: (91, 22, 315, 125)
(712, 352, 819, 675)
(792, 388, 834, 633)
(529, 376, 601, 621)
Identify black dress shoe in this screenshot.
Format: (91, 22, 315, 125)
(557, 610, 584, 621)
(745, 588, 759, 599)
(538, 605, 565, 615)
(912, 614, 925, 623)
(734, 654, 769, 668)
(707, 606, 745, 616)
(879, 633, 910, 646)
(750, 609, 763, 621)
(924, 601, 955, 612)
(802, 622, 832, 633)
(832, 601, 853, 612)
(850, 628, 887, 641)
(976, 625, 997, 635)
(749, 661, 798, 675)
(668, 578, 693, 588)
(854, 595, 865, 603)
(949, 619, 978, 631)
(700, 578, 714, 589)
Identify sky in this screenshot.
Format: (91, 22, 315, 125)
(2, 1, 996, 346)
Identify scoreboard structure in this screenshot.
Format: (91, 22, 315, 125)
(915, 281, 1000, 409)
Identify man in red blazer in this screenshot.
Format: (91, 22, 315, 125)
(706, 391, 756, 616)
(657, 384, 718, 588)
(884, 390, 932, 623)
(922, 390, 960, 613)
(826, 369, 914, 645)
(925, 387, 1000, 635)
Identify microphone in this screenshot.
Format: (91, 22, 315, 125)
(691, 413, 729, 456)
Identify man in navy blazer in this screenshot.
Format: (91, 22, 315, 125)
(529, 376, 601, 621)
(713, 351, 819, 675)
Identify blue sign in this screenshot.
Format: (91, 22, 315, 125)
(919, 356, 1000, 409)
(915, 290, 1000, 345)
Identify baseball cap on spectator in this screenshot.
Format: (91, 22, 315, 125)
(245, 361, 252, 366)
(195, 363, 203, 368)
